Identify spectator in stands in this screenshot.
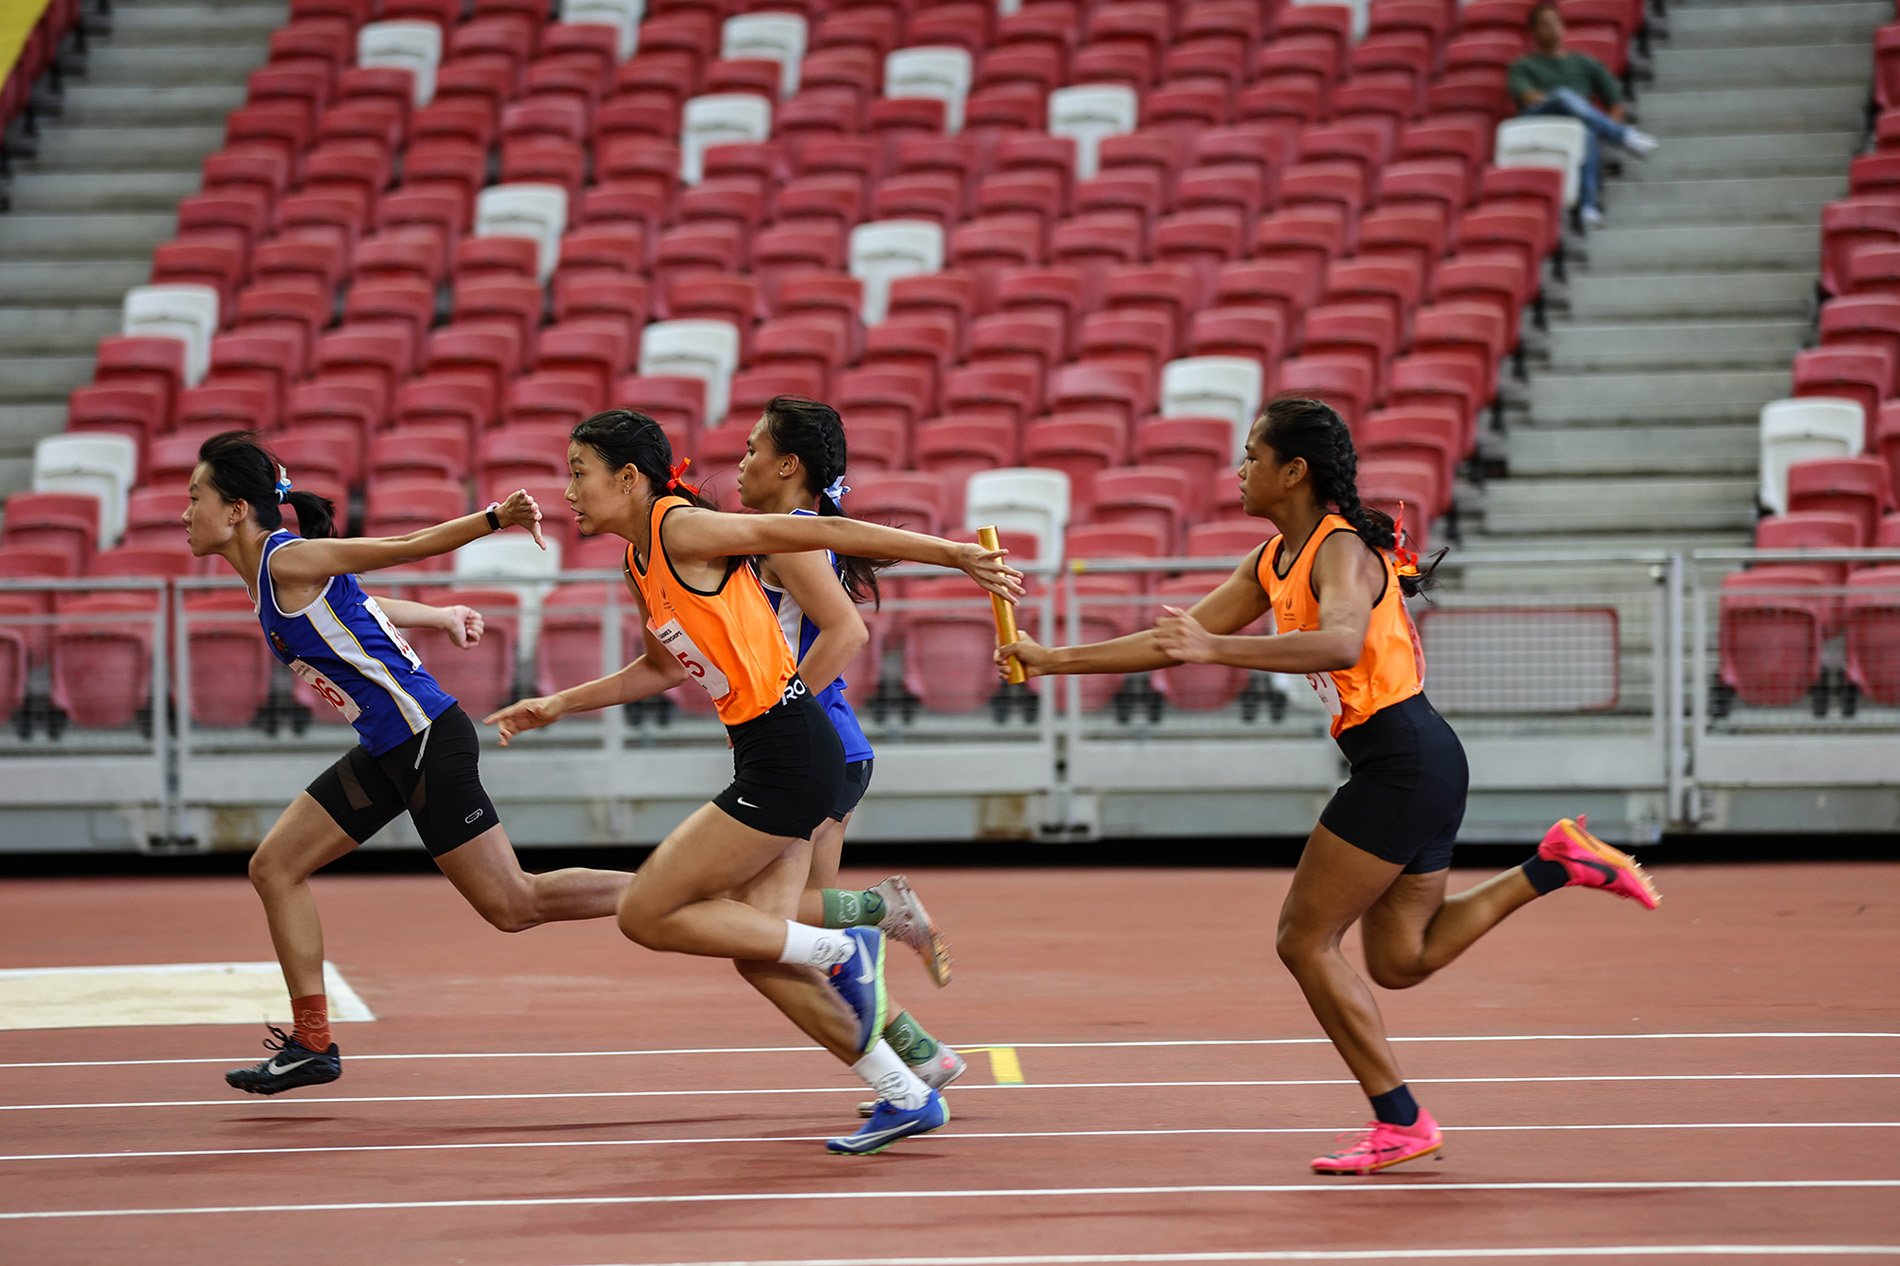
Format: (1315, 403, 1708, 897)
(1509, 0, 1658, 229)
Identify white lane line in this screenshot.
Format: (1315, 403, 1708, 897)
(3, 1122, 1895, 1165)
(557, 1249, 1900, 1265)
(4, 1072, 1894, 1113)
(4, 1179, 1898, 1222)
(3, 1031, 1894, 1070)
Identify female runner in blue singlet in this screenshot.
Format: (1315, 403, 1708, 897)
(736, 396, 966, 1104)
(183, 432, 635, 1096)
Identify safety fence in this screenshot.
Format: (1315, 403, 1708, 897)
(2, 548, 1897, 849)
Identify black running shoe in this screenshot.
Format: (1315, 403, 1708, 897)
(225, 1025, 341, 1096)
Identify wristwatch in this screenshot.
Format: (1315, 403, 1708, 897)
(484, 501, 502, 532)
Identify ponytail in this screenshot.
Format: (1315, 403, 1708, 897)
(1257, 397, 1444, 598)
(197, 431, 338, 539)
(762, 394, 895, 608)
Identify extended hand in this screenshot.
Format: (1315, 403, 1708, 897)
(1154, 606, 1218, 664)
(483, 696, 562, 746)
(443, 604, 485, 649)
(956, 543, 1025, 603)
(996, 633, 1053, 680)
(496, 488, 546, 550)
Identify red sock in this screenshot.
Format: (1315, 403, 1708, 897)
(290, 994, 331, 1051)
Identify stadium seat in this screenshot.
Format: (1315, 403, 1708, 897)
(1135, 415, 1235, 494)
(849, 220, 946, 323)
(639, 320, 743, 423)
(963, 467, 1071, 559)
(1048, 84, 1138, 179)
(1021, 414, 1125, 506)
(1758, 398, 1866, 516)
(1, 492, 100, 575)
(52, 594, 159, 730)
(1718, 568, 1829, 708)
(357, 20, 442, 105)
(1844, 566, 1900, 706)
(1786, 457, 1893, 547)
(122, 285, 219, 387)
(474, 184, 568, 284)
(33, 436, 137, 549)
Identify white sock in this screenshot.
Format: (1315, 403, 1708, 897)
(853, 1040, 931, 1110)
(779, 920, 854, 969)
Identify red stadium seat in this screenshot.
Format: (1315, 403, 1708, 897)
(1786, 457, 1894, 547)
(1021, 414, 1126, 506)
(1718, 568, 1829, 708)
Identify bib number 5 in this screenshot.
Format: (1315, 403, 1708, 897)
(1305, 671, 1343, 717)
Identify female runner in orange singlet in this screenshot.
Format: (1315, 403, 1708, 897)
(484, 409, 1021, 1154)
(999, 398, 1660, 1174)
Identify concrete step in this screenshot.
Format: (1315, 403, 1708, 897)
(1462, 528, 1751, 556)
(1666, 1, 1888, 49)
(0, 405, 70, 456)
(1606, 175, 1846, 226)
(1566, 270, 1816, 321)
(4, 170, 205, 213)
(1634, 84, 1871, 135)
(1649, 44, 1874, 86)
(80, 45, 272, 86)
(1505, 422, 1760, 477)
(0, 457, 35, 496)
(0, 307, 123, 355)
(108, 4, 287, 37)
(1480, 476, 1761, 535)
(1529, 368, 1791, 424)
(1584, 224, 1819, 272)
(0, 260, 149, 305)
(1619, 132, 1863, 182)
(0, 214, 179, 259)
(1545, 319, 1809, 372)
(58, 83, 247, 128)
(0, 358, 97, 406)
(25, 125, 229, 172)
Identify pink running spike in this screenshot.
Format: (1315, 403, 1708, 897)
(1311, 1109, 1443, 1175)
(1537, 816, 1662, 910)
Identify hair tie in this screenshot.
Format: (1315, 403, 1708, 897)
(1392, 501, 1420, 578)
(822, 476, 850, 503)
(665, 456, 701, 496)
(274, 465, 293, 504)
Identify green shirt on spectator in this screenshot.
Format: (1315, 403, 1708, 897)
(1507, 51, 1621, 108)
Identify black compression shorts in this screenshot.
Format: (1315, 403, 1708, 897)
(305, 705, 500, 857)
(1319, 694, 1469, 874)
(831, 758, 874, 822)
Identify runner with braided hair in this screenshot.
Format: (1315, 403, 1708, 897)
(999, 397, 1660, 1174)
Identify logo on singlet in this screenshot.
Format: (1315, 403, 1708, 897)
(780, 676, 808, 706)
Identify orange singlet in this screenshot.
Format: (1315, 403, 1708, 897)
(1256, 513, 1425, 737)
(628, 495, 798, 726)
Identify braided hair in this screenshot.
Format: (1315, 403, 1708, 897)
(1258, 397, 1441, 598)
(761, 395, 894, 607)
(197, 431, 338, 538)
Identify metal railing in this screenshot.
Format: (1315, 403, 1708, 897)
(3, 550, 1898, 847)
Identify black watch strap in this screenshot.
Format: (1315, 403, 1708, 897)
(484, 502, 502, 532)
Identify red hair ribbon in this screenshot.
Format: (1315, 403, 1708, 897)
(666, 456, 701, 496)
(1391, 501, 1420, 578)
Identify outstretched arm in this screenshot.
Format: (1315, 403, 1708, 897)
(369, 595, 485, 648)
(1154, 533, 1380, 673)
(267, 490, 545, 588)
(999, 555, 1271, 678)
(483, 577, 688, 744)
(659, 505, 1023, 602)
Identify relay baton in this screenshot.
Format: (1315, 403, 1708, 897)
(976, 525, 1025, 684)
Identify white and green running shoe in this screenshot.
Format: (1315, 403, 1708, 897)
(874, 875, 954, 987)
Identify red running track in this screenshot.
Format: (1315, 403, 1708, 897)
(0, 863, 1897, 1264)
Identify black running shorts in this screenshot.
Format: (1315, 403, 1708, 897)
(831, 759, 874, 822)
(1319, 694, 1469, 875)
(712, 682, 846, 840)
(306, 705, 501, 857)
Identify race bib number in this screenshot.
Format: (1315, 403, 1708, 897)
(654, 618, 733, 702)
(290, 659, 362, 722)
(362, 596, 420, 670)
(1305, 671, 1343, 717)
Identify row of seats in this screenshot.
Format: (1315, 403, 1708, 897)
(18, 0, 1587, 577)
(0, 507, 1279, 729)
(1721, 71, 1900, 712)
